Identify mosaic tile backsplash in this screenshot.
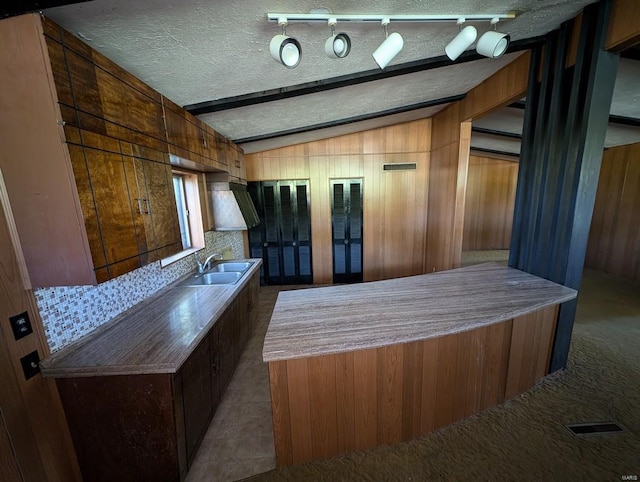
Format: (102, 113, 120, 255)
(35, 231, 246, 352)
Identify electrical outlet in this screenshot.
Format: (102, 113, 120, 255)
(9, 311, 33, 340)
(20, 350, 40, 380)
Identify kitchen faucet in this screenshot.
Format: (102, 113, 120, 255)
(195, 252, 223, 273)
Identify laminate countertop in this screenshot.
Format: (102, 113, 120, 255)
(40, 259, 262, 378)
(262, 263, 577, 362)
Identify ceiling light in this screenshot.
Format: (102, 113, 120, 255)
(372, 18, 403, 70)
(476, 18, 510, 58)
(269, 17, 301, 68)
(266, 12, 517, 66)
(325, 18, 351, 59)
(445, 19, 477, 61)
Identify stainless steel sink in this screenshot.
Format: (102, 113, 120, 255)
(208, 261, 253, 272)
(178, 260, 254, 286)
(180, 271, 243, 286)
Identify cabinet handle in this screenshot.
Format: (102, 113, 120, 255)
(136, 198, 151, 215)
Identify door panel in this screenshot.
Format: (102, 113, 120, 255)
(248, 180, 312, 285)
(331, 179, 363, 283)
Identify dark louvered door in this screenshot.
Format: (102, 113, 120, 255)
(248, 180, 312, 285)
(331, 179, 363, 283)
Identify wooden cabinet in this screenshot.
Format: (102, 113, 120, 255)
(66, 128, 181, 282)
(0, 14, 247, 286)
(227, 142, 247, 183)
(163, 96, 229, 172)
(180, 336, 213, 463)
(54, 270, 259, 480)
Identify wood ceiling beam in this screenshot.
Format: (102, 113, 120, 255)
(1, 1, 93, 18)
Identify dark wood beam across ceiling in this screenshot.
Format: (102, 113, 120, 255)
(1, 1, 93, 18)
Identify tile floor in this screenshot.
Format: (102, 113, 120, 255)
(185, 285, 285, 482)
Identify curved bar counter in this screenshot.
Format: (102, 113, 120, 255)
(263, 263, 577, 466)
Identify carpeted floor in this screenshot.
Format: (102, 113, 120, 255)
(242, 266, 640, 482)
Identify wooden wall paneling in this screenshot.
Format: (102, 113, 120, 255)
(353, 349, 378, 451)
(585, 150, 624, 272)
(401, 340, 424, 440)
(504, 306, 557, 400)
(605, 0, 640, 51)
(0, 399, 23, 482)
(585, 143, 640, 281)
(452, 329, 473, 421)
(285, 358, 313, 463)
(420, 337, 439, 434)
(267, 361, 293, 466)
(463, 156, 519, 251)
(461, 51, 531, 121)
(608, 148, 640, 280)
(247, 119, 431, 284)
(268, 306, 560, 467)
(0, 168, 82, 481)
(465, 326, 487, 416)
(430, 103, 461, 152)
(308, 355, 338, 460)
(376, 344, 404, 445)
(451, 121, 471, 268)
(362, 154, 384, 282)
(534, 305, 559, 381)
(310, 155, 334, 284)
(433, 333, 458, 429)
(480, 320, 512, 411)
(425, 143, 458, 273)
(0, 319, 47, 481)
(334, 351, 356, 454)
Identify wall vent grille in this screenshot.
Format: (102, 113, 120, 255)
(382, 163, 417, 171)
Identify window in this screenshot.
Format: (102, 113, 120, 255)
(161, 169, 205, 266)
(173, 173, 192, 249)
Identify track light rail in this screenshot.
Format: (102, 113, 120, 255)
(267, 12, 518, 24)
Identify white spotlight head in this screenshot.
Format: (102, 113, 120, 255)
(325, 33, 351, 59)
(445, 25, 477, 61)
(372, 31, 403, 69)
(476, 30, 510, 58)
(270, 34, 301, 68)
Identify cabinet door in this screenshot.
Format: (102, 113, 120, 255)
(181, 339, 213, 464)
(141, 160, 182, 260)
(248, 272, 260, 326)
(331, 179, 363, 283)
(217, 305, 236, 392)
(209, 325, 221, 410)
(249, 181, 313, 285)
(234, 286, 250, 364)
(81, 145, 140, 271)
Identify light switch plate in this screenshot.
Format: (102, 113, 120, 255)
(20, 350, 40, 380)
(9, 311, 33, 340)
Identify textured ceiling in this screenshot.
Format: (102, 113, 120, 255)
(39, 0, 639, 154)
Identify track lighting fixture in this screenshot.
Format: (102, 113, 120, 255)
(445, 19, 477, 61)
(266, 11, 517, 68)
(475, 17, 510, 58)
(372, 18, 404, 69)
(269, 17, 301, 68)
(325, 18, 351, 59)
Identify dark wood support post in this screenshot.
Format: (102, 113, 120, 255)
(509, 0, 620, 371)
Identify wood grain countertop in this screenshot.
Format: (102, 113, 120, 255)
(40, 259, 262, 377)
(262, 263, 577, 362)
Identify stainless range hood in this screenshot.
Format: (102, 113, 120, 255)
(208, 177, 259, 231)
